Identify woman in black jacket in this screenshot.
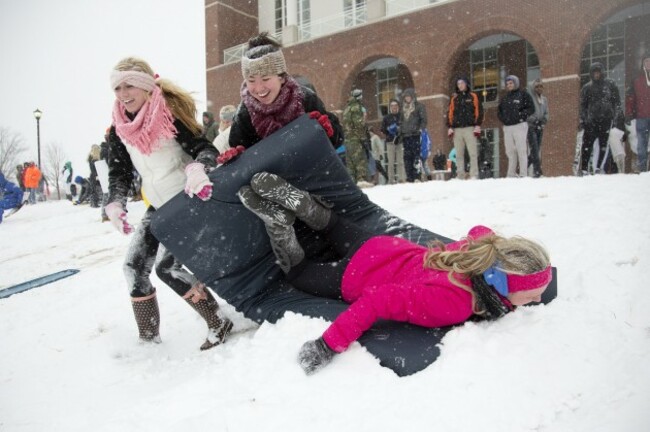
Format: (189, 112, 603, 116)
(227, 33, 343, 153)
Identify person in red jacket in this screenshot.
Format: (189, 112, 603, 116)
(626, 55, 650, 173)
(23, 162, 42, 205)
(238, 172, 552, 374)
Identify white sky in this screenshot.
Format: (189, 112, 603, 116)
(0, 0, 207, 179)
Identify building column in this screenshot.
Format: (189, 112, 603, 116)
(367, 0, 387, 22)
(283, 0, 299, 45)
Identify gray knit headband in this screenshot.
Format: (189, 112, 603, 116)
(241, 47, 287, 79)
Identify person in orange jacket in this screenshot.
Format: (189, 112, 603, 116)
(23, 162, 42, 205)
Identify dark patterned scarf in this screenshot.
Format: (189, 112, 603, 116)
(241, 77, 304, 139)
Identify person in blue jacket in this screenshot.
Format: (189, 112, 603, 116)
(0, 172, 24, 223)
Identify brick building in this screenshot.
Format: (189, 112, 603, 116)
(205, 0, 650, 177)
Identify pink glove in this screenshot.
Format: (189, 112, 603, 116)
(105, 202, 134, 235)
(216, 145, 245, 165)
(473, 125, 481, 137)
(184, 162, 213, 201)
(308, 111, 334, 137)
(447, 128, 454, 138)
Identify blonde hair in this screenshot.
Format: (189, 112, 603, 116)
(89, 144, 101, 161)
(424, 234, 550, 313)
(113, 57, 202, 136)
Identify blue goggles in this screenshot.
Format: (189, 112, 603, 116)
(482, 266, 509, 297)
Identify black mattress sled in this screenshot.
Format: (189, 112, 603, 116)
(151, 114, 557, 376)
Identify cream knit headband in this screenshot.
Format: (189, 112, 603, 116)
(110, 70, 156, 92)
(241, 47, 287, 79)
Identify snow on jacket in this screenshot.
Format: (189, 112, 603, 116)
(381, 109, 400, 143)
(322, 225, 495, 353)
(23, 165, 42, 189)
(399, 88, 427, 137)
(107, 119, 217, 209)
(527, 84, 549, 127)
(447, 80, 484, 128)
(0, 173, 24, 207)
(342, 97, 366, 140)
(497, 88, 535, 126)
(580, 63, 622, 126)
(626, 67, 650, 119)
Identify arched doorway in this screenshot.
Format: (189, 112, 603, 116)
(348, 57, 414, 123)
(580, 2, 650, 98)
(449, 33, 542, 178)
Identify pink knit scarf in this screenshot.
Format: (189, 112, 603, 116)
(112, 86, 177, 155)
(241, 77, 304, 139)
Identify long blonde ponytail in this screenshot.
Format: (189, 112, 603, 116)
(424, 234, 550, 313)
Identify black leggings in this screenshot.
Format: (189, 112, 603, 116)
(125, 207, 197, 298)
(286, 214, 374, 299)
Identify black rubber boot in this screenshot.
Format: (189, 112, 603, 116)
(238, 186, 304, 273)
(250, 172, 332, 231)
(238, 186, 295, 226)
(131, 292, 161, 343)
(184, 288, 233, 350)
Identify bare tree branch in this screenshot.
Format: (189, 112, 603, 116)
(44, 142, 67, 200)
(0, 127, 28, 181)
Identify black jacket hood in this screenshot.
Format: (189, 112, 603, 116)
(455, 76, 472, 92)
(590, 63, 605, 81)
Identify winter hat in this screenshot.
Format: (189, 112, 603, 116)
(110, 69, 156, 92)
(241, 44, 287, 79)
(74, 175, 84, 184)
(219, 105, 237, 122)
(505, 75, 520, 88)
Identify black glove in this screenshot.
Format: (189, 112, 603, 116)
(298, 337, 337, 375)
(625, 115, 632, 126)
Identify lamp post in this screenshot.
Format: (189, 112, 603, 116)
(33, 108, 42, 167)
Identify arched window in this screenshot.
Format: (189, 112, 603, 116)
(581, 21, 625, 96)
(466, 34, 538, 103)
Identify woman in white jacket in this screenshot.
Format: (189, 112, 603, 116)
(106, 57, 232, 350)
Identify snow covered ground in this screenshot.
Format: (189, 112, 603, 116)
(1, 174, 649, 432)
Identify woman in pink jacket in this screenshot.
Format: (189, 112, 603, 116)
(238, 172, 552, 374)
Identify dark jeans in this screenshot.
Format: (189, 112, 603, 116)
(527, 125, 544, 176)
(287, 214, 374, 300)
(581, 121, 611, 172)
(402, 134, 421, 182)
